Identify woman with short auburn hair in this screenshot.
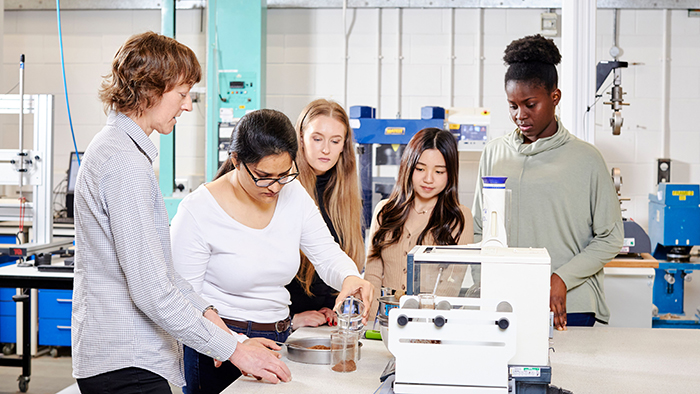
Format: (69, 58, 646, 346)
(72, 32, 290, 394)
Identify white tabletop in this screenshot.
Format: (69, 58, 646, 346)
(549, 326, 700, 394)
(224, 326, 392, 393)
(226, 325, 700, 394)
(0, 263, 73, 279)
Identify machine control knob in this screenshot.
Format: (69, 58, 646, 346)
(397, 314, 409, 327)
(434, 315, 446, 328)
(496, 318, 509, 330)
(665, 273, 676, 285)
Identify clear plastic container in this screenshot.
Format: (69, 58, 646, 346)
(419, 293, 436, 309)
(334, 296, 365, 331)
(330, 330, 360, 373)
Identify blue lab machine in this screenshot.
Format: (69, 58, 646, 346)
(648, 183, 700, 328)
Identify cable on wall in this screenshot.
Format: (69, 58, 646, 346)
(56, 0, 80, 166)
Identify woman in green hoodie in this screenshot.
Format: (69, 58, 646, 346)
(472, 34, 623, 330)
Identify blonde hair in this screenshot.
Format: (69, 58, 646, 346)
(294, 99, 365, 296)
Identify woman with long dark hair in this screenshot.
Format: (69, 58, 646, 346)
(171, 108, 373, 394)
(364, 127, 473, 319)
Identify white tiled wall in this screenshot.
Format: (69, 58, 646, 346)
(2, 8, 699, 233)
(1, 9, 207, 193)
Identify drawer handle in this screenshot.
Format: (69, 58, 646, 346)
(56, 299, 72, 303)
(57, 326, 71, 330)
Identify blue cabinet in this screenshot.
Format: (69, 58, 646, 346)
(37, 290, 72, 347)
(0, 287, 16, 343)
(0, 235, 18, 345)
(0, 230, 73, 349)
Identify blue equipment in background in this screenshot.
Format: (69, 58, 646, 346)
(648, 183, 700, 328)
(350, 106, 448, 226)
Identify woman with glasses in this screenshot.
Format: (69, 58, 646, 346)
(285, 99, 365, 330)
(364, 127, 474, 320)
(171, 108, 373, 394)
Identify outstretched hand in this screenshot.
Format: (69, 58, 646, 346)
(229, 341, 291, 384)
(335, 276, 374, 325)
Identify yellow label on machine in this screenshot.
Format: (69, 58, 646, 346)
(672, 190, 694, 201)
(384, 127, 405, 135)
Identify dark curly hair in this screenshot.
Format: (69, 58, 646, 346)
(98, 31, 201, 117)
(504, 34, 561, 92)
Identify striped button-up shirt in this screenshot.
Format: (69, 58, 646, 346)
(72, 112, 237, 386)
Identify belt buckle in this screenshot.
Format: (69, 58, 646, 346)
(275, 319, 287, 333)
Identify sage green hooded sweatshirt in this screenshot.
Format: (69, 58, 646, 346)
(472, 119, 623, 323)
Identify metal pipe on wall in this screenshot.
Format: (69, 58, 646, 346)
(396, 7, 403, 119)
(377, 8, 382, 116)
(612, 8, 619, 60)
(448, 8, 455, 108)
(476, 8, 484, 107)
(18, 55, 25, 197)
(343, 0, 348, 108)
(660, 9, 671, 159)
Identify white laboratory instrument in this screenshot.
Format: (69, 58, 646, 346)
(481, 176, 509, 248)
(388, 245, 552, 393)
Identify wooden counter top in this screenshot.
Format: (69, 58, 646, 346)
(605, 253, 658, 268)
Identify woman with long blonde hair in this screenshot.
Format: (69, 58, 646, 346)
(286, 99, 365, 329)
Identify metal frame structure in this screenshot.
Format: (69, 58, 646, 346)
(4, 0, 698, 9)
(0, 94, 54, 246)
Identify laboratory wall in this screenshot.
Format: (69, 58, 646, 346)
(1, 7, 699, 232)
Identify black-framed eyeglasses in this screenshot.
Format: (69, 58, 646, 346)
(241, 161, 299, 188)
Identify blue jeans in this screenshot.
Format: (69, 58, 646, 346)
(183, 321, 291, 394)
(77, 367, 171, 394)
(567, 312, 596, 327)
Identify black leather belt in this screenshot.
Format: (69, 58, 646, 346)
(222, 317, 291, 333)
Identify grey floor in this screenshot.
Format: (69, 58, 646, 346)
(0, 349, 184, 394)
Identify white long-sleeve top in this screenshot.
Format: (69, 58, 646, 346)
(171, 180, 361, 323)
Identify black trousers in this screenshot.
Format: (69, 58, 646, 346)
(77, 367, 172, 394)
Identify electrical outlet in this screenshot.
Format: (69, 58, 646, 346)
(541, 12, 559, 37)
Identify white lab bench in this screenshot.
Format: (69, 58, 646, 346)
(225, 325, 700, 394)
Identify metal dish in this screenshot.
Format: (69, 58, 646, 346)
(377, 295, 400, 318)
(285, 337, 363, 365)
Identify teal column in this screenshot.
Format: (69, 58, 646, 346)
(205, 1, 217, 182)
(160, 0, 176, 198)
(160, 0, 181, 220)
(205, 0, 266, 181)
